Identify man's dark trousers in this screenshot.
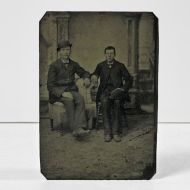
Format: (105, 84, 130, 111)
(100, 93, 121, 136)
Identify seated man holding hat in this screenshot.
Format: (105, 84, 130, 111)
(47, 40, 91, 138)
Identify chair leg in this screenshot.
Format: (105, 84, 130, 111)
(92, 117, 96, 130)
(50, 119, 54, 131)
(95, 103, 100, 130)
(60, 123, 64, 136)
(95, 102, 103, 130)
(88, 117, 93, 130)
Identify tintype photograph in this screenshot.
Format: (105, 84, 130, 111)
(39, 11, 158, 180)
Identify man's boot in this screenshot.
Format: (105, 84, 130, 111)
(104, 134, 112, 142)
(113, 134, 121, 142)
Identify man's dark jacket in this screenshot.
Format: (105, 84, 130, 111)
(47, 59, 90, 104)
(92, 59, 133, 102)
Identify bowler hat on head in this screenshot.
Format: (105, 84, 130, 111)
(57, 40, 72, 51)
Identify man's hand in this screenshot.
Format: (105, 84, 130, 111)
(83, 78, 91, 88)
(62, 92, 73, 100)
(91, 75, 98, 82)
(91, 75, 98, 88)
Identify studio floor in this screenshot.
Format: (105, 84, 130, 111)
(40, 114, 155, 179)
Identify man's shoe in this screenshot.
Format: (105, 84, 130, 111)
(72, 130, 78, 137)
(72, 128, 90, 137)
(113, 135, 121, 142)
(104, 135, 112, 142)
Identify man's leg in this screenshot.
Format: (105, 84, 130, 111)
(100, 95, 112, 141)
(112, 99, 121, 142)
(60, 93, 89, 137)
(59, 97, 75, 130)
(85, 104, 96, 130)
(71, 91, 89, 131)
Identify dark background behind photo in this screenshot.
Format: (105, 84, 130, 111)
(1, 0, 190, 188)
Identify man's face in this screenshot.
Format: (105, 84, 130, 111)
(58, 46, 71, 60)
(105, 49, 115, 62)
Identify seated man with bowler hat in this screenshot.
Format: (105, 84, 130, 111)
(91, 46, 133, 142)
(47, 40, 91, 138)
